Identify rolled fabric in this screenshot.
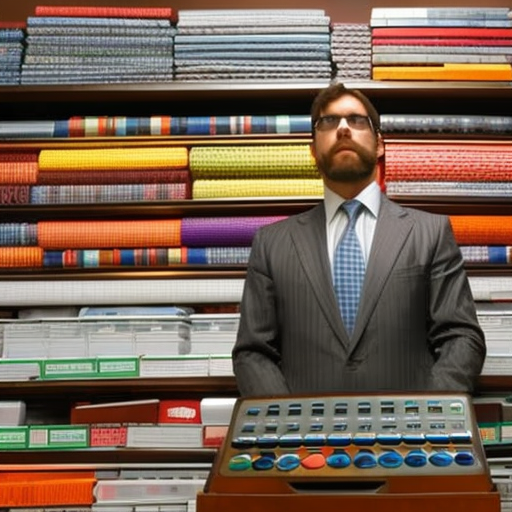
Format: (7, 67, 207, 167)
(192, 178, 323, 198)
(181, 216, 286, 246)
(38, 219, 181, 249)
(0, 247, 43, 267)
(449, 215, 512, 245)
(38, 147, 188, 171)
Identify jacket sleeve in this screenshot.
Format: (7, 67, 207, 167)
(231, 228, 291, 397)
(426, 215, 486, 392)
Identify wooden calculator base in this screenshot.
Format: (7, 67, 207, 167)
(197, 489, 501, 512)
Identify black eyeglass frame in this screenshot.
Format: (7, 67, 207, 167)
(314, 114, 375, 132)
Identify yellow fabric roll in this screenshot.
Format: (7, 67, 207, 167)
(192, 179, 324, 199)
(38, 147, 189, 171)
(189, 145, 318, 179)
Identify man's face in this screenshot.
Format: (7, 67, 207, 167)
(311, 95, 384, 185)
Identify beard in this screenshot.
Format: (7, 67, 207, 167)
(316, 139, 378, 183)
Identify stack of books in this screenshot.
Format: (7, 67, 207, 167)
(331, 23, 372, 82)
(370, 7, 512, 81)
(173, 9, 332, 81)
(21, 5, 177, 85)
(0, 22, 25, 85)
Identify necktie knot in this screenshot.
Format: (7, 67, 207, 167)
(342, 199, 363, 223)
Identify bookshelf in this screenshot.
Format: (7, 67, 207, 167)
(1, 80, 512, 463)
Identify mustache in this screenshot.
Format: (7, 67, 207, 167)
(329, 139, 363, 158)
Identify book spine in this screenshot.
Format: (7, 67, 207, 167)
(34, 6, 176, 20)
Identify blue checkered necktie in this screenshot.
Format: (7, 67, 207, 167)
(333, 199, 365, 336)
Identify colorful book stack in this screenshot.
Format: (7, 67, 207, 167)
(173, 9, 332, 81)
(0, 22, 25, 85)
(370, 7, 512, 81)
(330, 23, 372, 82)
(189, 144, 323, 199)
(21, 5, 177, 85)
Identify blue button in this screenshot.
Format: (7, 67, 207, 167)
(276, 453, 301, 471)
(404, 450, 428, 468)
(354, 450, 377, 469)
(252, 453, 276, 471)
(429, 451, 453, 467)
(454, 451, 475, 466)
(378, 450, 403, 469)
(326, 450, 351, 469)
(231, 436, 257, 449)
(327, 433, 352, 447)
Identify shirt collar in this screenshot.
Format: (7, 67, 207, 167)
(324, 181, 381, 225)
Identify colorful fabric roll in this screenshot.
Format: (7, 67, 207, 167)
(38, 147, 189, 171)
(189, 144, 318, 179)
(30, 183, 190, 203)
(450, 216, 512, 245)
(0, 223, 38, 246)
(384, 142, 512, 181)
(36, 169, 191, 185)
(37, 219, 182, 249)
(460, 246, 512, 263)
(192, 178, 323, 198)
(0, 247, 43, 267)
(40, 247, 251, 268)
(181, 216, 286, 246)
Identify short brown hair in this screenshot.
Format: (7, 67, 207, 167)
(310, 84, 381, 135)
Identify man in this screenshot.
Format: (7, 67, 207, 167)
(232, 83, 486, 397)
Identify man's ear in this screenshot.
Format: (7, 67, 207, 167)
(376, 133, 385, 159)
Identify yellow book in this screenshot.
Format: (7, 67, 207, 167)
(373, 63, 512, 81)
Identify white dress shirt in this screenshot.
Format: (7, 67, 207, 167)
(324, 180, 381, 277)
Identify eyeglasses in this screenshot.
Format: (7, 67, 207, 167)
(314, 114, 373, 132)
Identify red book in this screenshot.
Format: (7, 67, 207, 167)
(158, 400, 202, 424)
(0, 21, 26, 29)
(372, 27, 512, 38)
(34, 5, 176, 21)
(372, 38, 512, 46)
(71, 399, 160, 425)
(90, 425, 128, 447)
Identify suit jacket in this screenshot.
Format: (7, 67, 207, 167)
(232, 193, 486, 397)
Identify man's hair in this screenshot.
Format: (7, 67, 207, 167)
(310, 83, 381, 135)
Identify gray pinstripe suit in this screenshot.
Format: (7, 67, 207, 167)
(232, 193, 486, 397)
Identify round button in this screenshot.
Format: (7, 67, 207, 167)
(252, 453, 276, 471)
(429, 451, 453, 467)
(276, 453, 301, 472)
(301, 452, 326, 470)
(404, 450, 428, 468)
(378, 450, 403, 469)
(454, 451, 475, 466)
(354, 449, 377, 469)
(228, 453, 252, 472)
(326, 450, 351, 469)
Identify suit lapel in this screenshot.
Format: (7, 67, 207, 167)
(350, 195, 414, 345)
(289, 204, 350, 349)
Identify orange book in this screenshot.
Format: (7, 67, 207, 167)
(0, 471, 95, 507)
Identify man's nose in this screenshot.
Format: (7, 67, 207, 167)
(336, 117, 351, 134)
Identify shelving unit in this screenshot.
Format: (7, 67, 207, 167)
(0, 80, 511, 463)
